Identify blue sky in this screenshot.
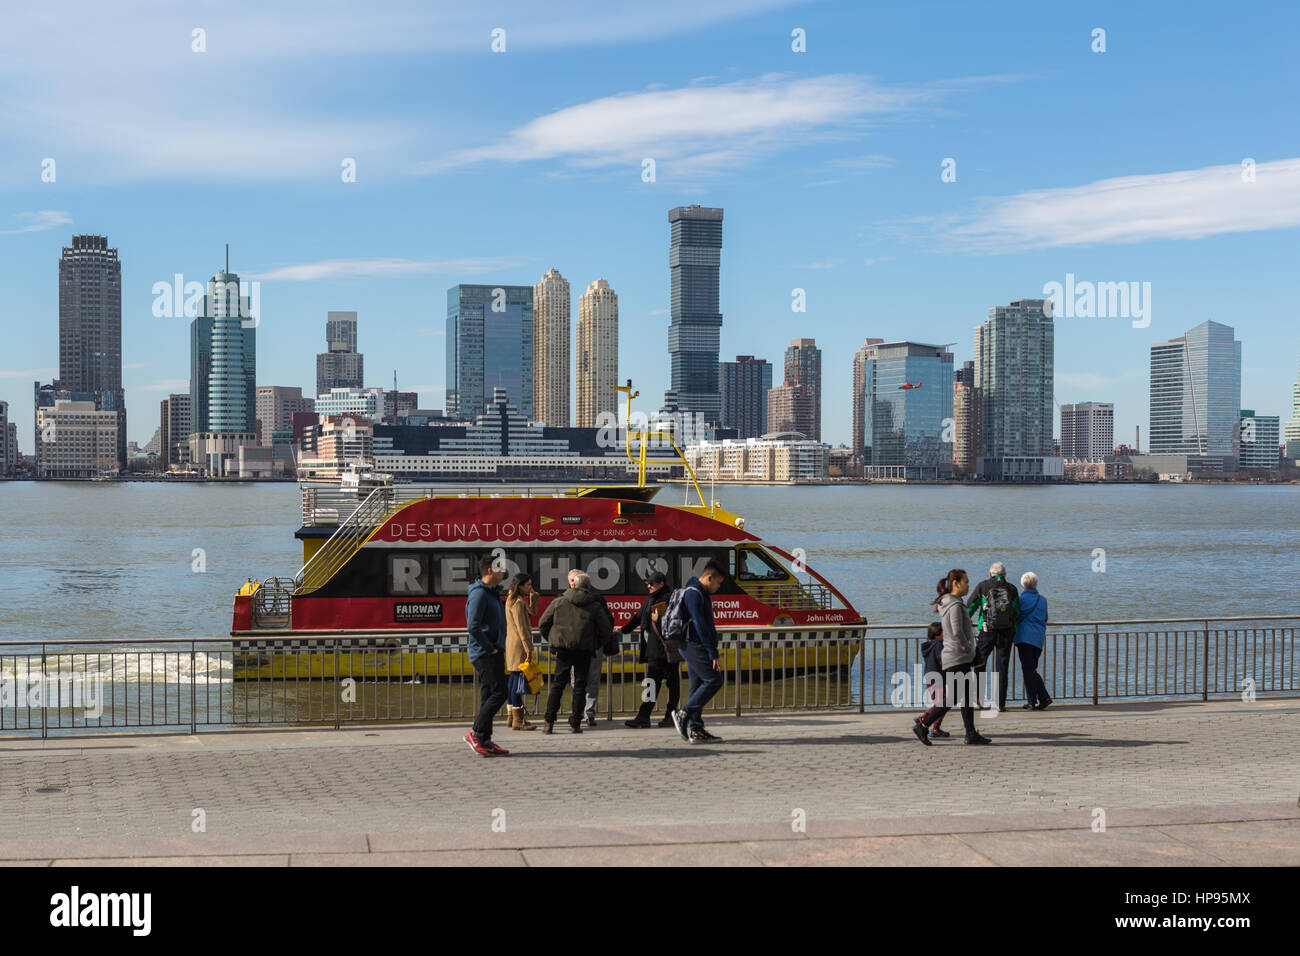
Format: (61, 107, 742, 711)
(2, 0, 1298, 452)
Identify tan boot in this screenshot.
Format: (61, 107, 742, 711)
(505, 706, 519, 730)
(515, 706, 536, 731)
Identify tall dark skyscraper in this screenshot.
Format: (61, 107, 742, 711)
(58, 234, 125, 466)
(446, 285, 534, 420)
(668, 205, 723, 426)
(719, 355, 771, 438)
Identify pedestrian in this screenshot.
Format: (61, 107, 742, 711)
(622, 571, 679, 728)
(539, 571, 614, 734)
(504, 572, 538, 731)
(571, 568, 616, 728)
(968, 561, 1020, 711)
(1014, 571, 1052, 711)
(913, 622, 950, 738)
(912, 569, 991, 746)
(465, 555, 510, 757)
(668, 559, 728, 744)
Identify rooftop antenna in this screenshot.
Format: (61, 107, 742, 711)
(225, 243, 229, 273)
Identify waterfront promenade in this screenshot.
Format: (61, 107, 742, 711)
(1, 698, 1296, 866)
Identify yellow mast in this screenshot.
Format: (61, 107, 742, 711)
(614, 379, 711, 514)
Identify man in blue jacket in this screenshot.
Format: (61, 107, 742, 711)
(671, 560, 728, 744)
(465, 555, 509, 756)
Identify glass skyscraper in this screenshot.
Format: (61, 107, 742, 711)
(975, 300, 1054, 459)
(446, 285, 534, 421)
(668, 205, 723, 426)
(858, 341, 954, 478)
(1149, 320, 1241, 458)
(190, 264, 256, 434)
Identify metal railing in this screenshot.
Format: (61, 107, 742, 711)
(740, 582, 833, 610)
(1, 616, 1295, 738)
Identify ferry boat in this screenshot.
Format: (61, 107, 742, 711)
(231, 384, 866, 679)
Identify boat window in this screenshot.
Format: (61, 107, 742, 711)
(735, 547, 790, 582)
(388, 553, 429, 595)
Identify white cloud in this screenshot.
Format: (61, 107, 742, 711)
(137, 378, 190, 392)
(0, 211, 72, 235)
(248, 257, 534, 282)
(423, 74, 934, 177)
(942, 158, 1300, 251)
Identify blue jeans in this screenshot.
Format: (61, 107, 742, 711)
(683, 641, 723, 731)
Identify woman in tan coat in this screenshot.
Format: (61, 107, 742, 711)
(504, 573, 539, 730)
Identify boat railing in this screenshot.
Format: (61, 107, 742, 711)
(295, 488, 400, 594)
(250, 578, 295, 629)
(300, 484, 640, 528)
(742, 581, 835, 611)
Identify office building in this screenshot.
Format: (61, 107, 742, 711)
(533, 268, 571, 427)
(256, 386, 313, 443)
(159, 393, 191, 468)
(975, 299, 1054, 470)
(781, 338, 822, 442)
(852, 339, 886, 461)
(1149, 320, 1241, 460)
(686, 436, 829, 482)
(667, 205, 723, 426)
(720, 355, 772, 439)
(953, 360, 981, 478)
(188, 255, 257, 474)
(35, 400, 119, 478)
(316, 312, 364, 395)
(382, 389, 419, 425)
(446, 284, 534, 420)
(1285, 353, 1300, 460)
(1060, 402, 1115, 460)
(577, 278, 619, 428)
(58, 235, 126, 467)
(0, 401, 16, 476)
(766, 384, 815, 439)
(315, 386, 385, 419)
(1238, 409, 1281, 470)
(856, 340, 954, 479)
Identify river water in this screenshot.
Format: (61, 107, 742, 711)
(1, 481, 1298, 645)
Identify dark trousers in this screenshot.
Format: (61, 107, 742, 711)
(635, 659, 681, 722)
(1017, 643, 1051, 707)
(920, 663, 977, 736)
(973, 628, 1014, 708)
(544, 647, 592, 728)
(683, 641, 723, 732)
(471, 653, 508, 741)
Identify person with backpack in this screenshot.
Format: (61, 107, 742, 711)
(572, 568, 617, 727)
(912, 569, 991, 746)
(913, 621, 950, 739)
(465, 555, 510, 757)
(967, 561, 1020, 712)
(1014, 571, 1052, 710)
(538, 571, 614, 734)
(668, 560, 728, 744)
(622, 571, 678, 728)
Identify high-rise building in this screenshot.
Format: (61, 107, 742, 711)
(577, 278, 619, 428)
(668, 205, 723, 426)
(1149, 320, 1242, 459)
(256, 386, 313, 443)
(719, 355, 772, 439)
(159, 393, 191, 468)
(951, 361, 981, 478)
(58, 235, 125, 467)
(1060, 402, 1115, 460)
(35, 400, 120, 478)
(1284, 353, 1300, 460)
(856, 341, 954, 478)
(533, 268, 571, 427)
(766, 384, 814, 438)
(852, 339, 886, 461)
(382, 389, 418, 425)
(0, 401, 16, 476)
(975, 300, 1054, 461)
(446, 285, 534, 420)
(189, 256, 257, 474)
(316, 312, 364, 395)
(1238, 409, 1281, 470)
(780, 338, 822, 442)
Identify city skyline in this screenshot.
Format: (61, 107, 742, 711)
(2, 3, 1299, 454)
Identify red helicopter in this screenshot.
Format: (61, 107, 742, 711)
(898, 381, 922, 390)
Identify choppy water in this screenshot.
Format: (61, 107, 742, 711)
(0, 481, 1297, 647)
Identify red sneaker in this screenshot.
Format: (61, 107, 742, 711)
(484, 740, 510, 756)
(464, 731, 493, 756)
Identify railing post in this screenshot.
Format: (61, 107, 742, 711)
(734, 637, 741, 718)
(1202, 620, 1210, 701)
(189, 641, 197, 735)
(858, 631, 865, 714)
(333, 640, 341, 730)
(1091, 626, 1099, 706)
(41, 644, 47, 740)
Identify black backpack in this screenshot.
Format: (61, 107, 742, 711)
(984, 583, 1015, 630)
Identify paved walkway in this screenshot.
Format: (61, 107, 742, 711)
(1, 699, 1296, 865)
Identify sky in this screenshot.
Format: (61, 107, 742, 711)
(2, 0, 1298, 453)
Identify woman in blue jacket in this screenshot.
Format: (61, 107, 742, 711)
(1014, 572, 1052, 710)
